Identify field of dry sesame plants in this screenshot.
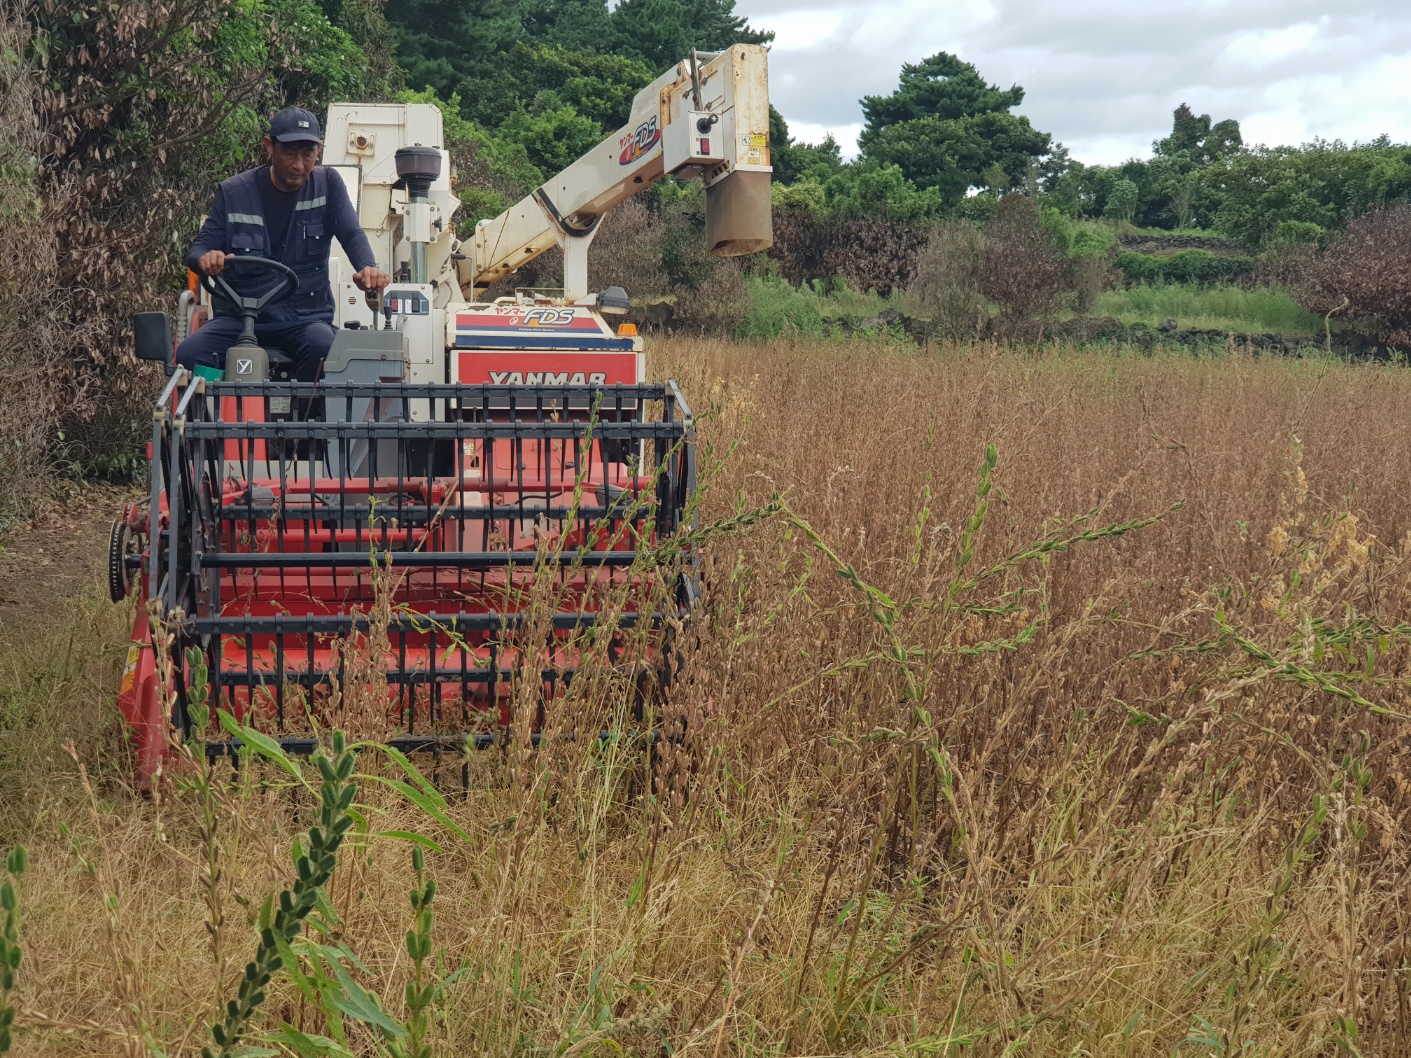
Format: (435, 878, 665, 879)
(3, 336, 1411, 1058)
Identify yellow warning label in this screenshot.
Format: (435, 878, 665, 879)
(748, 132, 768, 148)
(120, 644, 140, 694)
(462, 440, 482, 479)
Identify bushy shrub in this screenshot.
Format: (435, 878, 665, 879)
(907, 223, 987, 338)
(1115, 250, 1254, 286)
(673, 259, 752, 334)
(1273, 220, 1324, 245)
(770, 211, 930, 296)
(1294, 204, 1411, 347)
(978, 194, 1069, 338)
(739, 275, 827, 339)
(951, 194, 998, 223)
(587, 199, 669, 297)
(1067, 254, 1120, 313)
(1039, 209, 1118, 259)
(0, 8, 83, 518)
(770, 179, 826, 216)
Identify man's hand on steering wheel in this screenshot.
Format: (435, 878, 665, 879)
(352, 266, 390, 293)
(199, 255, 301, 319)
(198, 249, 228, 276)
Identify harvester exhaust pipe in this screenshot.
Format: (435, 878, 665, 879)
(395, 145, 442, 284)
(705, 170, 772, 257)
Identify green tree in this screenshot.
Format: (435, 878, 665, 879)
(860, 52, 1024, 128)
(823, 162, 942, 222)
(1209, 140, 1411, 247)
(1154, 103, 1242, 164)
(769, 106, 843, 185)
(606, 0, 772, 72)
(864, 110, 1050, 202)
(456, 40, 653, 132)
(389, 0, 772, 97)
(1103, 177, 1139, 224)
(314, 0, 404, 96)
(387, 0, 521, 98)
(516, 0, 614, 48)
(497, 103, 605, 173)
(858, 52, 1051, 205)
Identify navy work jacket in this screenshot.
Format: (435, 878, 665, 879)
(184, 166, 376, 325)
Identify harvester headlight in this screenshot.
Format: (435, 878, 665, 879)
(596, 286, 631, 316)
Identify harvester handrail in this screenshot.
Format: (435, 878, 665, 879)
(173, 374, 207, 422)
(153, 368, 188, 419)
(191, 609, 678, 634)
(182, 420, 689, 440)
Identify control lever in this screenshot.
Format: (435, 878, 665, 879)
(365, 286, 392, 330)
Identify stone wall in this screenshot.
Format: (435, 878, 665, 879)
(1117, 234, 1245, 254)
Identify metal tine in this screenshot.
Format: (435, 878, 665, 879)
(244, 631, 256, 725)
(274, 632, 285, 728)
(277, 420, 288, 603)
(513, 412, 525, 547)
(394, 412, 407, 724)
(427, 622, 438, 735)
(245, 393, 256, 589)
(615, 386, 626, 590)
(454, 415, 465, 602)
(334, 389, 348, 603)
(209, 395, 224, 713)
(398, 619, 410, 732)
(425, 417, 437, 602)
(394, 409, 406, 555)
(166, 398, 183, 612)
(306, 618, 316, 722)
(540, 390, 551, 560)
(458, 617, 469, 727)
(339, 390, 349, 584)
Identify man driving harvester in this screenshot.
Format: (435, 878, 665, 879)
(176, 106, 390, 381)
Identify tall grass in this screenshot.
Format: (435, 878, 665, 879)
(741, 275, 902, 339)
(7, 338, 1411, 1055)
(1091, 282, 1323, 334)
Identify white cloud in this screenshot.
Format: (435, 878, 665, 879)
(763, 8, 847, 51)
(1222, 22, 1320, 67)
(787, 121, 864, 158)
(739, 0, 1411, 165)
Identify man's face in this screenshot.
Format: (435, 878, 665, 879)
(265, 137, 321, 192)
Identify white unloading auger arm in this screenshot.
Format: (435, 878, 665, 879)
(457, 43, 773, 302)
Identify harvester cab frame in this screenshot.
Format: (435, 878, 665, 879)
(113, 44, 773, 787)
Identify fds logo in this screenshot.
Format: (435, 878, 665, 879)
(517, 308, 577, 327)
(619, 117, 660, 165)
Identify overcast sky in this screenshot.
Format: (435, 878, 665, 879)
(736, 0, 1411, 165)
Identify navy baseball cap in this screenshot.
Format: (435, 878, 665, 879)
(269, 106, 323, 145)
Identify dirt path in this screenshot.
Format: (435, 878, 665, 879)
(0, 486, 135, 633)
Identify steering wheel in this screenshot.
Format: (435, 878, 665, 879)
(199, 255, 300, 323)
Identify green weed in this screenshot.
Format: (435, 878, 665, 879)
(1089, 282, 1323, 334)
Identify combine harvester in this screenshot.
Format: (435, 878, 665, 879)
(111, 46, 772, 785)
